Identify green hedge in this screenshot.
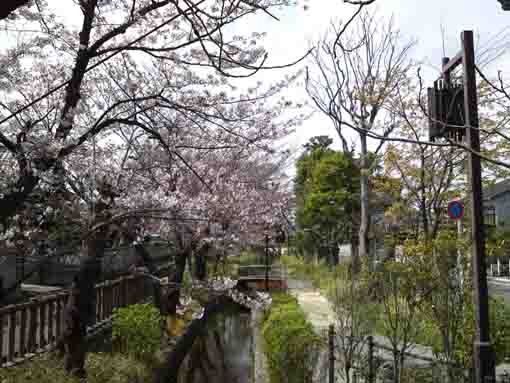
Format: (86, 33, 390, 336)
(262, 293, 322, 383)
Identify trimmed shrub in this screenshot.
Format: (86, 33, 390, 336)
(262, 294, 322, 383)
(112, 303, 162, 363)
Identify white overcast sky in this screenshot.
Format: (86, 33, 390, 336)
(5, 0, 510, 174)
(237, 0, 510, 165)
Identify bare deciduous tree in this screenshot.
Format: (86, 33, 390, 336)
(306, 10, 415, 271)
(329, 267, 376, 383)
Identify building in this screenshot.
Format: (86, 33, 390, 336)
(484, 179, 510, 231)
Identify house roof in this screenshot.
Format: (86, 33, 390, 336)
(484, 179, 510, 201)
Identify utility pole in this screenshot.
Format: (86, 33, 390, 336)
(329, 324, 335, 383)
(462, 31, 495, 383)
(436, 31, 495, 383)
(367, 335, 375, 383)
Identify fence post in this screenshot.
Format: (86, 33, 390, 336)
(329, 324, 335, 383)
(39, 301, 46, 350)
(27, 301, 37, 354)
(8, 309, 16, 362)
(0, 312, 3, 364)
(368, 335, 375, 383)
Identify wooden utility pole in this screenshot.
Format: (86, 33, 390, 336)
(367, 335, 375, 383)
(462, 30, 495, 383)
(329, 324, 335, 383)
(438, 30, 495, 383)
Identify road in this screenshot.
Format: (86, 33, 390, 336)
(489, 278, 510, 305)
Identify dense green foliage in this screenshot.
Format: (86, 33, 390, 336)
(375, 233, 510, 369)
(262, 293, 322, 383)
(112, 303, 162, 362)
(294, 136, 360, 264)
(414, 296, 510, 366)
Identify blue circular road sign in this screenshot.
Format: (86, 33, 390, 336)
(447, 200, 464, 220)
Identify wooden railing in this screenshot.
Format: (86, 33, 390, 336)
(238, 265, 288, 280)
(0, 274, 149, 367)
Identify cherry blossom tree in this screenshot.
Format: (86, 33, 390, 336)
(0, 0, 308, 229)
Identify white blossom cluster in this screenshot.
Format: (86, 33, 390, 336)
(228, 290, 272, 311)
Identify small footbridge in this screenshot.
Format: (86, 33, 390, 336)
(237, 265, 288, 291)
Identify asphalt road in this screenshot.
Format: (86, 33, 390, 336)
(489, 279, 510, 305)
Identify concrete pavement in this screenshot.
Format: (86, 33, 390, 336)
(489, 277, 510, 305)
(288, 278, 510, 378)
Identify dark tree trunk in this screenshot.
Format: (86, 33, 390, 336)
(194, 242, 210, 281)
(77, 241, 103, 329)
(195, 253, 207, 281)
(134, 243, 156, 274)
(165, 250, 189, 316)
(0, 0, 30, 20)
(0, 173, 38, 226)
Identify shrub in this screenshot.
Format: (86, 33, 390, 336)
(112, 303, 162, 363)
(455, 296, 510, 366)
(262, 293, 322, 383)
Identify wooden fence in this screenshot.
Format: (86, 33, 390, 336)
(0, 274, 149, 367)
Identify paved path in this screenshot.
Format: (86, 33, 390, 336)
(489, 277, 510, 305)
(288, 279, 510, 377)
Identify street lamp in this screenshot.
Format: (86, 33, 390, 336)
(498, 0, 510, 10)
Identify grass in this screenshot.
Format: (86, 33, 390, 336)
(280, 254, 351, 296)
(0, 351, 150, 383)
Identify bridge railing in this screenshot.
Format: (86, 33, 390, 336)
(238, 265, 288, 280)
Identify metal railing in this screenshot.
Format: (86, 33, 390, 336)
(323, 329, 510, 383)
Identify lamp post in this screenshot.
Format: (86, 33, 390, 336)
(498, 0, 510, 10)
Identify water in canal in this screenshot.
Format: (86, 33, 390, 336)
(177, 310, 253, 383)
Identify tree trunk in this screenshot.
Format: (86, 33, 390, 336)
(393, 350, 400, 383)
(358, 133, 370, 268)
(134, 243, 156, 274)
(166, 250, 188, 315)
(0, 0, 30, 20)
(419, 151, 430, 239)
(0, 173, 38, 226)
